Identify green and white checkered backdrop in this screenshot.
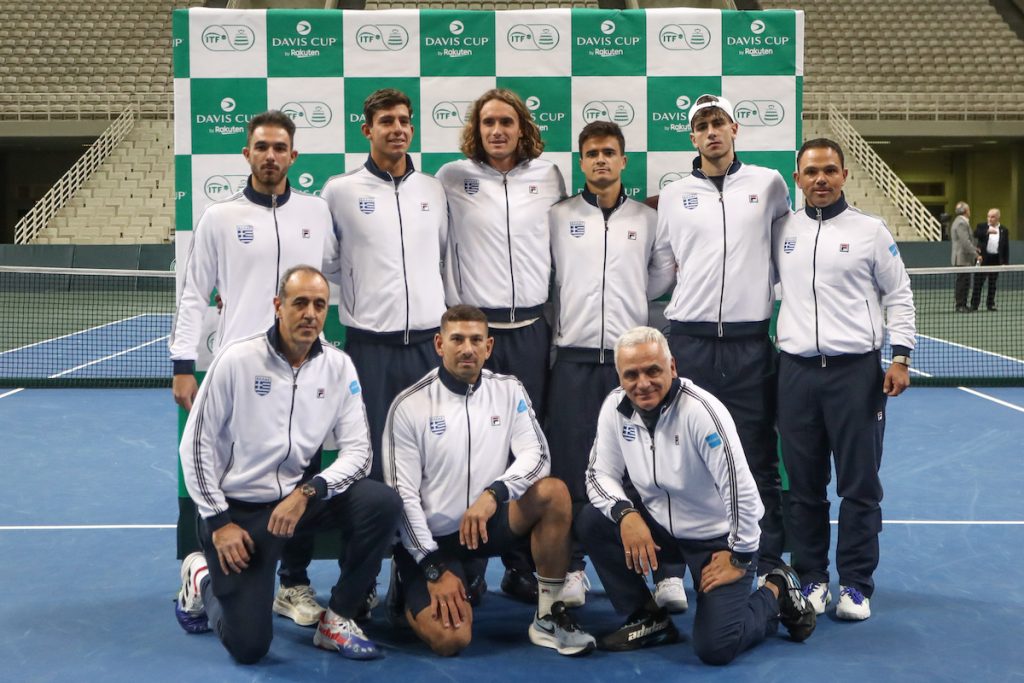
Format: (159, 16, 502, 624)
(171, 7, 803, 553)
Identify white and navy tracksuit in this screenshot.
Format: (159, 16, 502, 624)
(772, 194, 916, 598)
(169, 178, 337, 375)
(321, 156, 448, 481)
(657, 156, 792, 574)
(180, 325, 401, 663)
(437, 157, 566, 420)
(547, 187, 675, 506)
(579, 379, 780, 665)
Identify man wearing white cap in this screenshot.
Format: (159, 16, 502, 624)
(655, 94, 792, 580)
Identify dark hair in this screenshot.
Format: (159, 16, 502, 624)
(796, 138, 846, 169)
(277, 265, 328, 300)
(460, 88, 545, 163)
(578, 121, 625, 155)
(440, 304, 489, 331)
(363, 88, 413, 126)
(248, 110, 296, 146)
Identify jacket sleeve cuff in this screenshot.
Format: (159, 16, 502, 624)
(418, 549, 448, 570)
(732, 550, 755, 565)
(610, 500, 634, 522)
(891, 345, 912, 358)
(173, 360, 196, 375)
(486, 481, 510, 504)
(310, 476, 329, 500)
(205, 510, 232, 532)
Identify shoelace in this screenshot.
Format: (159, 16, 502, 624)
(801, 582, 824, 599)
(841, 586, 866, 605)
(566, 572, 591, 592)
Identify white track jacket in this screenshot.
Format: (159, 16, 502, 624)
(382, 365, 550, 564)
(180, 327, 371, 531)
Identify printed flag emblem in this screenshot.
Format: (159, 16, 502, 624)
(784, 237, 797, 253)
(683, 194, 698, 210)
(236, 224, 254, 243)
(359, 196, 375, 214)
(254, 375, 271, 396)
(705, 432, 722, 448)
(464, 178, 479, 195)
(430, 415, 447, 435)
(569, 221, 586, 238)
(840, 243, 849, 253)
(622, 423, 637, 442)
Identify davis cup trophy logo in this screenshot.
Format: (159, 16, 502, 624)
(658, 24, 710, 50)
(583, 100, 635, 126)
(733, 100, 784, 126)
(281, 101, 333, 128)
(507, 24, 559, 50)
(202, 25, 255, 51)
(356, 24, 409, 51)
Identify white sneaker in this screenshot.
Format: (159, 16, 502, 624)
(801, 582, 832, 615)
(836, 585, 871, 620)
(174, 551, 210, 633)
(274, 584, 325, 627)
(528, 601, 596, 656)
(654, 577, 688, 614)
(313, 608, 381, 659)
(560, 570, 591, 608)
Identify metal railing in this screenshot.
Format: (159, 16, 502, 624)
(827, 105, 942, 242)
(13, 105, 137, 245)
(805, 91, 1024, 121)
(0, 92, 172, 121)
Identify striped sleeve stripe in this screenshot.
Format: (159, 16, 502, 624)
(681, 386, 740, 539)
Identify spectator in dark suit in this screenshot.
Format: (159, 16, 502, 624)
(970, 208, 1010, 312)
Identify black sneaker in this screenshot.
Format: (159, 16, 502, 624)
(466, 573, 488, 607)
(766, 565, 816, 642)
(599, 605, 679, 652)
(384, 563, 409, 629)
(501, 567, 539, 603)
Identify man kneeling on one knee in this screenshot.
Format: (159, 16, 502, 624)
(578, 326, 816, 664)
(383, 305, 596, 657)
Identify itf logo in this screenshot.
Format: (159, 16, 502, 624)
(658, 24, 710, 50)
(507, 24, 559, 50)
(356, 24, 409, 51)
(733, 100, 784, 126)
(204, 175, 247, 201)
(659, 172, 690, 189)
(432, 101, 471, 128)
(281, 101, 332, 128)
(201, 25, 255, 51)
(583, 101, 635, 125)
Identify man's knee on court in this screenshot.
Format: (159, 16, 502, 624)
(693, 634, 742, 666)
(224, 631, 272, 665)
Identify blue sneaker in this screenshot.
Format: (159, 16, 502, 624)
(836, 585, 871, 620)
(174, 552, 211, 634)
(313, 607, 381, 659)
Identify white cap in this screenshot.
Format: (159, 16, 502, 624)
(687, 94, 734, 125)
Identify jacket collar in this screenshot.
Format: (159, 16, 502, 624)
(581, 184, 627, 210)
(803, 193, 849, 221)
(690, 155, 742, 180)
(364, 154, 416, 183)
(616, 378, 682, 419)
(244, 176, 291, 208)
(473, 156, 531, 176)
(438, 362, 482, 395)
(265, 322, 323, 363)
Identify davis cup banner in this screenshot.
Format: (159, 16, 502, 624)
(171, 7, 803, 554)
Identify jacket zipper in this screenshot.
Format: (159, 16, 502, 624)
(274, 363, 301, 500)
(599, 215, 610, 364)
(813, 208, 824, 367)
(272, 193, 281, 292)
(717, 189, 727, 338)
(464, 385, 473, 508)
(503, 175, 517, 322)
(645, 425, 673, 535)
(393, 174, 411, 344)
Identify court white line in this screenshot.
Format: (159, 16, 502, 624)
(47, 335, 169, 379)
(0, 388, 24, 399)
(0, 524, 175, 530)
(0, 314, 148, 356)
(955, 387, 1024, 414)
(917, 332, 1024, 365)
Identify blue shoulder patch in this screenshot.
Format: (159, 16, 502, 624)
(889, 243, 899, 257)
(705, 432, 722, 448)
(349, 380, 361, 395)
(517, 399, 528, 413)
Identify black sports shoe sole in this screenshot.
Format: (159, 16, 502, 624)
(599, 622, 680, 652)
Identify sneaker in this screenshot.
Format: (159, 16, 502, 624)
(466, 573, 488, 607)
(801, 582, 832, 615)
(560, 570, 591, 608)
(836, 585, 871, 621)
(653, 577, 688, 614)
(174, 551, 211, 634)
(355, 585, 379, 622)
(274, 584, 325, 627)
(766, 565, 816, 642)
(528, 601, 596, 656)
(501, 567, 539, 603)
(384, 562, 408, 629)
(598, 605, 679, 652)
(313, 608, 381, 659)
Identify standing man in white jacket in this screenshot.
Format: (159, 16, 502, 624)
(174, 266, 402, 663)
(578, 327, 815, 661)
(169, 110, 340, 629)
(772, 138, 916, 621)
(437, 88, 566, 602)
(656, 94, 792, 579)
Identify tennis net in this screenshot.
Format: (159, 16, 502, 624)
(0, 266, 175, 388)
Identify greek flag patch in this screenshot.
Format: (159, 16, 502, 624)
(429, 416, 446, 435)
(348, 380, 361, 395)
(889, 244, 899, 257)
(783, 237, 797, 254)
(358, 196, 375, 214)
(236, 224, 254, 244)
(569, 221, 585, 238)
(517, 399, 528, 413)
(705, 432, 722, 448)
(464, 178, 479, 195)
(622, 423, 637, 442)
(254, 375, 271, 396)
(682, 193, 698, 210)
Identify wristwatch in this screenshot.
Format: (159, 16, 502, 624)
(299, 482, 318, 499)
(891, 355, 911, 367)
(729, 555, 752, 571)
(423, 560, 447, 583)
